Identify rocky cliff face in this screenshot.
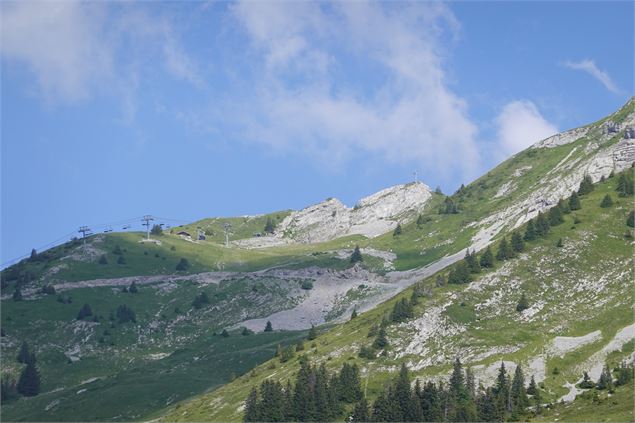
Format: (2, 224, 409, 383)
(469, 98, 635, 250)
(277, 182, 433, 243)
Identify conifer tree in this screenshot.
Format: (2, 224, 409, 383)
(524, 220, 537, 241)
(128, 281, 138, 293)
(479, 247, 494, 268)
(98, 254, 108, 265)
(511, 231, 525, 253)
(307, 324, 318, 340)
(416, 214, 425, 227)
(393, 223, 402, 237)
(600, 194, 613, 208)
(477, 387, 498, 422)
(264, 321, 273, 332)
(577, 174, 594, 195)
(496, 237, 512, 261)
(350, 309, 358, 319)
(77, 303, 93, 320)
(17, 360, 40, 397)
(391, 298, 414, 322)
(548, 205, 564, 226)
(616, 173, 634, 197)
(510, 364, 529, 416)
(556, 237, 564, 247)
(516, 293, 529, 312)
(350, 245, 363, 263)
(372, 326, 389, 350)
(628, 210, 635, 228)
(448, 261, 472, 284)
(116, 255, 126, 265)
(352, 397, 370, 422)
(579, 371, 595, 389)
(558, 198, 571, 214)
(569, 191, 581, 210)
(535, 212, 550, 237)
(12, 288, 22, 301)
(464, 250, 481, 273)
(526, 375, 538, 395)
(264, 217, 276, 234)
(244, 387, 259, 422)
(493, 362, 510, 417)
(17, 341, 31, 364)
(596, 364, 614, 390)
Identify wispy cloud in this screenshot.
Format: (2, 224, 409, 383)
(562, 59, 620, 94)
(0, 1, 202, 108)
(225, 1, 480, 182)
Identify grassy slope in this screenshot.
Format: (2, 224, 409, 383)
(1, 276, 310, 421)
(169, 210, 293, 244)
(533, 380, 634, 423)
(160, 175, 634, 422)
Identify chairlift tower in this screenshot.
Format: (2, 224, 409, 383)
(142, 215, 154, 240)
(78, 226, 91, 244)
(223, 223, 232, 246)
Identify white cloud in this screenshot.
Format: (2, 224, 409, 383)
(0, 1, 202, 105)
(228, 1, 480, 181)
(563, 59, 620, 94)
(495, 100, 558, 157)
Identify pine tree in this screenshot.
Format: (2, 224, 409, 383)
(77, 303, 93, 320)
(244, 387, 259, 422)
(464, 250, 481, 274)
(264, 217, 276, 234)
(524, 220, 537, 241)
(577, 174, 594, 195)
(98, 254, 108, 265)
(569, 191, 581, 210)
(12, 288, 22, 301)
(536, 212, 551, 237)
(616, 173, 634, 197)
(448, 261, 472, 284)
(548, 205, 564, 226)
(516, 293, 529, 312)
(372, 326, 389, 350)
(17, 341, 31, 364)
(390, 298, 414, 322)
(16, 360, 40, 397)
(393, 223, 402, 237)
(579, 371, 595, 389)
(116, 255, 126, 265)
(479, 247, 494, 268)
(352, 397, 370, 422)
(556, 237, 564, 247)
(307, 324, 318, 340)
(128, 281, 138, 293)
(493, 362, 510, 417)
(416, 214, 425, 227)
(350, 309, 358, 320)
(627, 210, 635, 228)
(510, 364, 529, 416)
(175, 258, 190, 271)
(496, 237, 512, 261)
(264, 321, 273, 332)
(394, 364, 417, 422)
(506, 232, 523, 255)
(558, 198, 571, 214)
(526, 375, 538, 395)
(596, 364, 614, 390)
(220, 329, 229, 337)
(350, 245, 363, 263)
(600, 194, 613, 208)
(477, 387, 498, 422)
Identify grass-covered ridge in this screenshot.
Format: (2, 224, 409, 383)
(160, 173, 634, 421)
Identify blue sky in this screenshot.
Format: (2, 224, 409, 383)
(1, 0, 633, 264)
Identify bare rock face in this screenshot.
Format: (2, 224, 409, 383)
(470, 103, 635, 251)
(277, 182, 433, 243)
